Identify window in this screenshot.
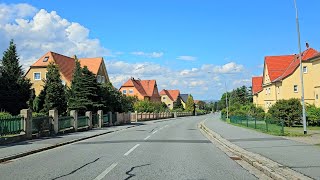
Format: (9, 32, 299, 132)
(97, 75, 101, 83)
(163, 96, 166, 100)
(168, 104, 171, 107)
(34, 72, 41, 80)
(123, 90, 127, 94)
(129, 89, 133, 94)
(316, 94, 319, 100)
(62, 80, 66, 85)
(43, 56, 49, 62)
(101, 76, 105, 83)
(303, 66, 308, 73)
(294, 85, 298, 93)
(268, 88, 271, 95)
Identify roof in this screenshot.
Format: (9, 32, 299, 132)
(194, 100, 200, 104)
(252, 76, 263, 95)
(160, 89, 180, 101)
(180, 94, 189, 103)
(121, 78, 159, 97)
(29, 51, 104, 82)
(265, 48, 319, 83)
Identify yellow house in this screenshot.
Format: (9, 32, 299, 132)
(180, 94, 189, 109)
(159, 89, 180, 110)
(310, 53, 320, 107)
(25, 51, 110, 96)
(253, 47, 319, 111)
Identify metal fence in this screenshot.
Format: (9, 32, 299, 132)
(32, 116, 51, 134)
(78, 116, 89, 128)
(103, 114, 109, 126)
(0, 116, 23, 136)
(229, 115, 285, 135)
(58, 116, 73, 131)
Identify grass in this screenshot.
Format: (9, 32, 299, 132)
(227, 119, 320, 137)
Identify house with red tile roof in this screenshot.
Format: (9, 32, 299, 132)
(119, 78, 161, 102)
(253, 46, 319, 110)
(25, 51, 110, 95)
(159, 89, 181, 109)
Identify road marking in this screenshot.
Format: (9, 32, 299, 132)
(152, 130, 158, 134)
(144, 135, 151, 140)
(124, 144, 140, 156)
(93, 163, 118, 180)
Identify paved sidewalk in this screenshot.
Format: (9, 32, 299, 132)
(205, 113, 320, 180)
(0, 124, 137, 160)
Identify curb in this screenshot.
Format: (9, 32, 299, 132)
(0, 124, 137, 163)
(198, 121, 313, 180)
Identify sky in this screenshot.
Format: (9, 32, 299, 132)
(0, 0, 319, 100)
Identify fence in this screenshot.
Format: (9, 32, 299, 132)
(177, 112, 193, 117)
(32, 116, 51, 134)
(0, 116, 23, 136)
(58, 116, 73, 132)
(103, 114, 110, 126)
(92, 114, 99, 127)
(229, 115, 285, 135)
(131, 112, 174, 122)
(77, 116, 89, 128)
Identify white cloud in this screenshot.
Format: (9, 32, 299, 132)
(232, 79, 251, 86)
(131, 51, 163, 58)
(212, 62, 244, 73)
(176, 55, 197, 61)
(0, 4, 110, 69)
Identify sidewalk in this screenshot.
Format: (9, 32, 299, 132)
(205, 114, 320, 179)
(0, 124, 137, 161)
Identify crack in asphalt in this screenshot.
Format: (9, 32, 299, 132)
(124, 164, 151, 180)
(51, 157, 100, 180)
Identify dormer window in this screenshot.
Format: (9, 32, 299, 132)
(43, 56, 49, 62)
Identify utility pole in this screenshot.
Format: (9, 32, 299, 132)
(225, 82, 229, 119)
(293, 0, 307, 134)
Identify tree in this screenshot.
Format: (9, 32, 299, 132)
(173, 96, 184, 111)
(134, 100, 168, 113)
(43, 63, 67, 114)
(33, 87, 46, 113)
(185, 94, 195, 112)
(0, 40, 32, 114)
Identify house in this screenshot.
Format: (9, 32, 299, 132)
(252, 46, 319, 111)
(119, 78, 161, 102)
(180, 94, 189, 109)
(25, 51, 110, 96)
(159, 89, 180, 109)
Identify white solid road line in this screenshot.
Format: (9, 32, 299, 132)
(152, 130, 158, 134)
(144, 135, 151, 140)
(124, 144, 140, 156)
(93, 163, 118, 180)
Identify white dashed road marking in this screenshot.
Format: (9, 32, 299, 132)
(93, 163, 118, 180)
(124, 144, 140, 156)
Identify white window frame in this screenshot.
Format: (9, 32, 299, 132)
(33, 72, 41, 80)
(294, 85, 298, 93)
(97, 75, 101, 83)
(101, 76, 105, 83)
(303, 66, 308, 74)
(129, 89, 133, 94)
(123, 90, 127, 94)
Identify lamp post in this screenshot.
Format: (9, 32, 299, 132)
(293, 0, 307, 134)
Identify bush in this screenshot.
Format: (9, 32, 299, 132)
(306, 104, 320, 126)
(0, 112, 12, 118)
(134, 101, 168, 113)
(32, 112, 47, 117)
(268, 98, 302, 126)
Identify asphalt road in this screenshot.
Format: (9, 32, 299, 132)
(0, 115, 257, 180)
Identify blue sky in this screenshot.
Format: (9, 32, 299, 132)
(1, 0, 320, 100)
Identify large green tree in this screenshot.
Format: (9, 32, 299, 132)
(0, 40, 32, 114)
(43, 63, 67, 114)
(173, 96, 184, 111)
(185, 94, 195, 112)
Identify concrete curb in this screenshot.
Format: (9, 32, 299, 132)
(0, 125, 137, 163)
(199, 120, 313, 180)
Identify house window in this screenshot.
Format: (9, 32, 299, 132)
(163, 97, 166, 100)
(101, 76, 105, 83)
(316, 94, 319, 100)
(268, 88, 271, 95)
(303, 66, 308, 73)
(97, 75, 101, 83)
(34, 72, 41, 80)
(43, 56, 49, 62)
(123, 90, 127, 94)
(294, 85, 298, 93)
(61, 80, 66, 85)
(129, 89, 133, 94)
(168, 104, 171, 107)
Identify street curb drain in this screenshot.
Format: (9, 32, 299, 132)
(198, 121, 313, 180)
(0, 125, 137, 163)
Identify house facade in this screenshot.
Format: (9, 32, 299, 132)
(119, 78, 161, 102)
(252, 47, 319, 111)
(159, 89, 180, 109)
(25, 51, 110, 96)
(180, 94, 189, 109)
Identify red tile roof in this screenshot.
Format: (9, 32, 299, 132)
(160, 89, 180, 101)
(265, 48, 319, 82)
(30, 51, 104, 82)
(252, 76, 263, 95)
(122, 78, 159, 97)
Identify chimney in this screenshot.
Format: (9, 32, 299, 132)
(306, 42, 310, 49)
(72, 55, 77, 59)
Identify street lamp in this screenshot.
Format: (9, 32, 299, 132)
(293, 0, 307, 134)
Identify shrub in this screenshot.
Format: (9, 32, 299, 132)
(268, 98, 302, 126)
(0, 112, 12, 118)
(306, 104, 320, 126)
